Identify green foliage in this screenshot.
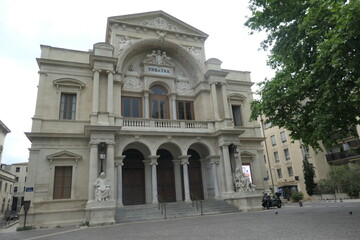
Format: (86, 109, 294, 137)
(246, 0, 360, 150)
(303, 157, 316, 196)
(316, 164, 360, 198)
(330, 164, 360, 198)
(315, 178, 336, 195)
(291, 191, 304, 202)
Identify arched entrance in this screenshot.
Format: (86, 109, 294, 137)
(122, 149, 145, 205)
(156, 149, 176, 202)
(187, 149, 204, 200)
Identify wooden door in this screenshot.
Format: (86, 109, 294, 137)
(122, 150, 145, 205)
(188, 150, 204, 200)
(156, 149, 176, 202)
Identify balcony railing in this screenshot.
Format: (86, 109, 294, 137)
(122, 118, 214, 131)
(326, 148, 360, 162)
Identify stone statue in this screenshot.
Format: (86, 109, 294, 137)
(234, 168, 256, 192)
(94, 172, 110, 202)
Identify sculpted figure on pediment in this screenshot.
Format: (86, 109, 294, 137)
(186, 46, 202, 62)
(123, 77, 142, 91)
(144, 50, 172, 65)
(116, 36, 135, 57)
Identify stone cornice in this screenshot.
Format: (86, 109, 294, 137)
(37, 58, 90, 69)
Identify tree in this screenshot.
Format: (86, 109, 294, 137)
(329, 164, 360, 198)
(246, 0, 360, 150)
(303, 156, 316, 196)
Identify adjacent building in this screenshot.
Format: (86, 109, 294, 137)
(261, 120, 360, 200)
(0, 120, 16, 219)
(2, 162, 29, 211)
(24, 11, 268, 227)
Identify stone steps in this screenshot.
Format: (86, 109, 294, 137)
(115, 199, 240, 223)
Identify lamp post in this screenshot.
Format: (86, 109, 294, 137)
(23, 200, 31, 228)
(98, 142, 107, 174)
(260, 117, 276, 194)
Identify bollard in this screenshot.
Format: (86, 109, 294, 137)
(299, 200, 303, 207)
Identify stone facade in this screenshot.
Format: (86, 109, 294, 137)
(24, 11, 267, 227)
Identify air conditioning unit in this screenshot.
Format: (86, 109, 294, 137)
(295, 176, 300, 181)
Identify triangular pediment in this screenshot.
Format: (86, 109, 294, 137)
(46, 151, 82, 161)
(108, 11, 208, 38)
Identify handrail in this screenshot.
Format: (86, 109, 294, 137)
(190, 193, 203, 215)
(157, 194, 167, 219)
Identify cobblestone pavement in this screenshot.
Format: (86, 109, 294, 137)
(1, 200, 359, 240)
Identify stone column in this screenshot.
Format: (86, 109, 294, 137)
(107, 71, 114, 114)
(149, 155, 159, 203)
(180, 155, 191, 202)
(210, 158, 220, 198)
(92, 70, 100, 113)
(144, 91, 150, 118)
(119, 80, 123, 117)
(221, 83, 231, 119)
(210, 82, 220, 120)
(222, 145, 235, 193)
(106, 142, 115, 200)
(143, 160, 152, 203)
(172, 160, 182, 201)
(88, 142, 98, 201)
(115, 156, 125, 207)
(170, 94, 177, 120)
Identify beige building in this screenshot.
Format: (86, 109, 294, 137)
(0, 120, 16, 219)
(261, 120, 360, 200)
(2, 162, 28, 211)
(24, 11, 268, 227)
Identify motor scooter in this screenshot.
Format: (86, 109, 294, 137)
(262, 192, 282, 209)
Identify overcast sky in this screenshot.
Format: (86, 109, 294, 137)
(0, 0, 274, 165)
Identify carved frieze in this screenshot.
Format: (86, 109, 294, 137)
(175, 81, 193, 95)
(123, 77, 142, 91)
(140, 17, 183, 32)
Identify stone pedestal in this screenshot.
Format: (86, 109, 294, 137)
(85, 200, 116, 226)
(224, 191, 263, 212)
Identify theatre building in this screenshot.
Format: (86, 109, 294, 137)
(24, 11, 267, 227)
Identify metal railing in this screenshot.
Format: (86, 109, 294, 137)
(157, 195, 167, 219)
(326, 148, 360, 162)
(190, 193, 203, 215)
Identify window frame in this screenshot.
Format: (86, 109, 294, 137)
(231, 105, 243, 126)
(277, 168, 283, 178)
(280, 131, 287, 143)
(59, 92, 77, 120)
(177, 101, 194, 120)
(122, 96, 143, 118)
(53, 166, 73, 199)
(274, 151, 280, 163)
(270, 135, 277, 146)
(150, 85, 169, 119)
(287, 166, 294, 177)
(284, 148, 291, 161)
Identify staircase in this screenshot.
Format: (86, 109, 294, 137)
(115, 199, 240, 223)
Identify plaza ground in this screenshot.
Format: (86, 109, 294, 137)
(1, 200, 359, 240)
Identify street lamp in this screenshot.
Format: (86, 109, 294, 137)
(260, 117, 276, 194)
(98, 142, 107, 173)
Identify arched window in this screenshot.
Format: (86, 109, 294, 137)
(150, 85, 169, 119)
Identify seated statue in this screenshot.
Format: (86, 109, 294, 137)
(94, 172, 110, 202)
(234, 168, 256, 192)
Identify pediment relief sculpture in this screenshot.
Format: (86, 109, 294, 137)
(140, 17, 183, 32)
(175, 81, 193, 95)
(123, 77, 142, 91)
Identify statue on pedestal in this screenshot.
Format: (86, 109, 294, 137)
(94, 172, 110, 202)
(234, 168, 256, 192)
